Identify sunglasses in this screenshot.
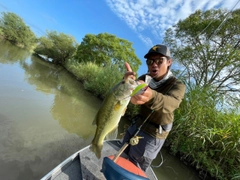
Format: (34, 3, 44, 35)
(146, 57, 166, 65)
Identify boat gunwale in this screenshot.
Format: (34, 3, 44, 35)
(40, 143, 92, 180)
(40, 139, 158, 180)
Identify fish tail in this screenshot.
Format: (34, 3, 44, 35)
(90, 143, 103, 159)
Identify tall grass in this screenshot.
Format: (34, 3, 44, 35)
(65, 61, 123, 99)
(169, 86, 240, 180)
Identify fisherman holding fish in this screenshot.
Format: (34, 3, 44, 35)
(121, 44, 186, 171)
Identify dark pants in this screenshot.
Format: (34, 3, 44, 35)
(121, 124, 167, 171)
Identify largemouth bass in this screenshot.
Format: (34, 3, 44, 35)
(90, 77, 138, 159)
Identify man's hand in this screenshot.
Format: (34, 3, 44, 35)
(130, 80, 152, 105)
(124, 62, 136, 80)
(124, 62, 152, 105)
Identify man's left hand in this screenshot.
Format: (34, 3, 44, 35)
(130, 80, 152, 105)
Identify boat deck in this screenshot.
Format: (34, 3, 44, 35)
(41, 140, 157, 180)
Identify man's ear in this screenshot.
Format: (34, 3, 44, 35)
(167, 58, 172, 67)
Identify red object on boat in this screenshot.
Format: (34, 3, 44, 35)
(108, 155, 148, 178)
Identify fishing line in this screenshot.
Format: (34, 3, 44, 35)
(208, 0, 240, 40)
(193, 0, 240, 41)
(135, 110, 154, 134)
(151, 150, 164, 168)
(113, 110, 154, 162)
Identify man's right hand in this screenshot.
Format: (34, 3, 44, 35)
(124, 62, 136, 80)
(124, 62, 152, 105)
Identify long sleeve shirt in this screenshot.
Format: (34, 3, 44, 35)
(138, 74, 186, 126)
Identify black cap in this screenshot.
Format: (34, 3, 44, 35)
(144, 44, 171, 58)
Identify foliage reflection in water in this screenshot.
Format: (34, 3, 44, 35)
(0, 41, 200, 180)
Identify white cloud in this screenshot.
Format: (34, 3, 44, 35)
(138, 34, 153, 47)
(105, 0, 240, 46)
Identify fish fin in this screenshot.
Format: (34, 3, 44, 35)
(105, 126, 118, 140)
(90, 143, 103, 159)
(114, 101, 121, 111)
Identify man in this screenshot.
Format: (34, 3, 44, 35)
(122, 44, 186, 171)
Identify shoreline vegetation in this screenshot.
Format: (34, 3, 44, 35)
(37, 52, 239, 180)
(1, 9, 239, 180)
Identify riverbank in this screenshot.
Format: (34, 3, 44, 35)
(69, 63, 240, 180)
(9, 48, 239, 180)
(34, 53, 239, 180)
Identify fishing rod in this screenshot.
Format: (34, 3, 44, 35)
(113, 110, 154, 162)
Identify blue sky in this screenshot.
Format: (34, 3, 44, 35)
(0, 0, 240, 75)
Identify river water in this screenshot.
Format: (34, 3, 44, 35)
(0, 41, 200, 180)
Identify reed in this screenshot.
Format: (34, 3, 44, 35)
(169, 86, 240, 180)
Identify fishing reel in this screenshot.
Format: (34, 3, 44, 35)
(129, 136, 144, 146)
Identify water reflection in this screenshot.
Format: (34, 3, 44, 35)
(21, 55, 102, 138)
(0, 41, 200, 180)
(0, 41, 103, 179)
(0, 40, 30, 64)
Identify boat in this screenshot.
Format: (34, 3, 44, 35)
(41, 139, 158, 180)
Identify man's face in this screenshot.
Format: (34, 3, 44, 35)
(146, 54, 172, 80)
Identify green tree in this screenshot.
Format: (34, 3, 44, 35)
(163, 9, 240, 179)
(0, 12, 36, 49)
(74, 33, 141, 73)
(164, 9, 240, 104)
(34, 30, 78, 65)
